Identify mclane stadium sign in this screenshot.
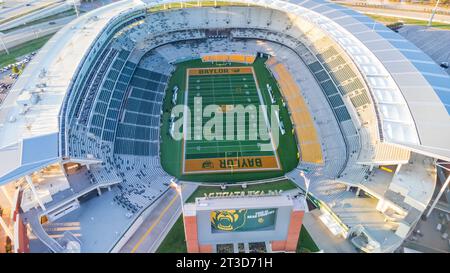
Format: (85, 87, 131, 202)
(203, 189, 283, 199)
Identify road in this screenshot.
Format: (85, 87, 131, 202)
(0, 15, 74, 51)
(0, 0, 116, 52)
(397, 25, 450, 75)
(0, 0, 61, 21)
(356, 6, 450, 24)
(334, 0, 450, 24)
(118, 183, 197, 253)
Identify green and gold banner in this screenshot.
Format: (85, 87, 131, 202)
(210, 208, 277, 233)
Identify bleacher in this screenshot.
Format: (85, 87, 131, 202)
(68, 47, 114, 122)
(305, 61, 352, 123)
(113, 67, 169, 156)
(88, 50, 133, 141)
(201, 53, 256, 64)
(311, 41, 373, 112)
(79, 48, 119, 125)
(112, 154, 170, 213)
(231, 28, 351, 177)
(63, 29, 177, 215)
(268, 60, 323, 164)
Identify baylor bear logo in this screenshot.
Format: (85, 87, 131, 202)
(211, 209, 247, 231)
(202, 160, 214, 169)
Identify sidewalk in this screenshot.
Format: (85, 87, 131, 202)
(303, 209, 357, 253)
(118, 183, 197, 253)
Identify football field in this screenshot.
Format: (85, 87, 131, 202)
(182, 66, 281, 174)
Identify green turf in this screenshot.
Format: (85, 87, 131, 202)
(296, 226, 320, 253)
(160, 57, 299, 182)
(184, 178, 298, 203)
(156, 216, 187, 253)
(0, 34, 53, 67)
(184, 69, 275, 160)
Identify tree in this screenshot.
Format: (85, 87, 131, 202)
(5, 237, 12, 253)
(19, 63, 25, 74)
(11, 65, 19, 74)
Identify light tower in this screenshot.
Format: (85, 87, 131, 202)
(428, 0, 441, 27)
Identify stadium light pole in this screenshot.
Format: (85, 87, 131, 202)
(428, 0, 441, 27)
(69, 0, 80, 18)
(170, 178, 184, 207)
(299, 170, 310, 202)
(0, 32, 9, 55)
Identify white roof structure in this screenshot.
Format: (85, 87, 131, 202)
(0, 0, 449, 185)
(0, 0, 144, 184)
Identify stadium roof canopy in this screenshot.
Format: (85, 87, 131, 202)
(0, 0, 449, 185)
(0, 0, 143, 185)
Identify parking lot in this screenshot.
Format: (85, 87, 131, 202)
(0, 51, 35, 105)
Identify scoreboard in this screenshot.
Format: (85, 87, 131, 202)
(183, 194, 306, 253)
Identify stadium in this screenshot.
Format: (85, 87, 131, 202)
(0, 0, 449, 253)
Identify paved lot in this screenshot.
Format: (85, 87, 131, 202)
(403, 209, 450, 253)
(398, 25, 450, 75)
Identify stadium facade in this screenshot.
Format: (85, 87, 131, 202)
(183, 194, 306, 253)
(0, 0, 449, 253)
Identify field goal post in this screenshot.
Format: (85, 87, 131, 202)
(225, 151, 240, 173)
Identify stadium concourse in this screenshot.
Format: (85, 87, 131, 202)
(0, 0, 448, 253)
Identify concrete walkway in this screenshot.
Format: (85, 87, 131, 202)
(119, 183, 197, 253)
(303, 209, 357, 253)
(27, 209, 64, 253)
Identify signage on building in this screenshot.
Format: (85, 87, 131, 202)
(211, 208, 277, 233)
(202, 189, 283, 199)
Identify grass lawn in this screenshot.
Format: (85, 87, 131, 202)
(184, 178, 298, 203)
(160, 57, 299, 182)
(156, 215, 319, 253)
(0, 34, 53, 67)
(365, 13, 450, 30)
(156, 216, 187, 253)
